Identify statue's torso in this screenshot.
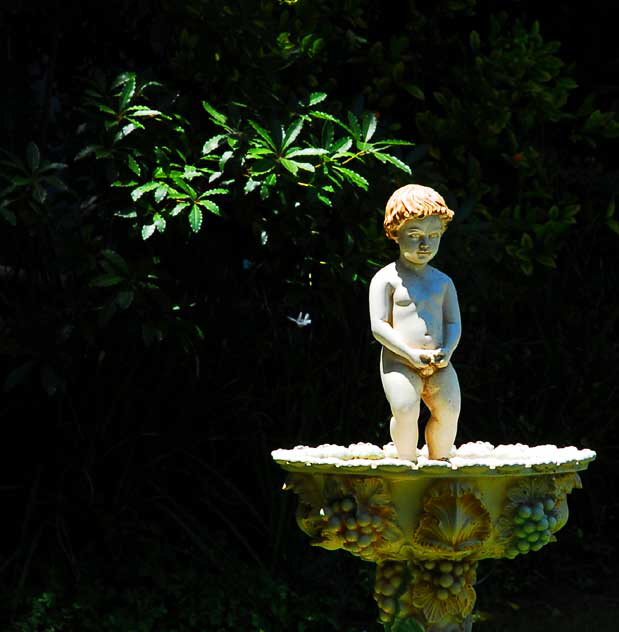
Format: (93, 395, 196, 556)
(387, 262, 448, 351)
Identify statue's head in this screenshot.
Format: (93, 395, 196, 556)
(384, 184, 454, 241)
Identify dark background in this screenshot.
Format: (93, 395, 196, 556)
(1, 0, 618, 630)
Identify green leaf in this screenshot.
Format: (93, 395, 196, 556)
(279, 158, 298, 175)
(607, 218, 619, 235)
(171, 177, 197, 198)
(127, 155, 141, 176)
(115, 290, 134, 310)
(102, 249, 129, 275)
(375, 139, 415, 146)
(310, 110, 352, 134)
(248, 120, 276, 150)
(283, 119, 304, 151)
(131, 181, 160, 201)
(182, 165, 201, 179)
(330, 137, 353, 154)
(97, 104, 117, 115)
(470, 30, 481, 51)
(362, 113, 377, 142)
(202, 187, 228, 196)
(0, 206, 16, 226)
(374, 152, 412, 174)
(46, 176, 69, 192)
(260, 173, 277, 200)
(202, 101, 227, 124)
(111, 71, 135, 90)
(3, 360, 36, 392)
(317, 193, 332, 206)
(285, 148, 328, 158)
(202, 134, 227, 155)
(142, 224, 156, 240)
(38, 161, 67, 173)
(91, 273, 124, 287)
(244, 178, 260, 194)
(153, 212, 167, 232)
(250, 158, 275, 175)
(606, 195, 615, 219)
(219, 150, 234, 170)
(333, 166, 368, 190)
(114, 123, 139, 142)
(119, 74, 136, 110)
(154, 185, 168, 203)
(26, 142, 40, 171)
(309, 92, 327, 106)
(40, 364, 64, 397)
(521, 233, 533, 249)
(125, 107, 161, 117)
(536, 254, 556, 268)
(171, 202, 190, 216)
(403, 83, 425, 100)
(198, 199, 221, 216)
(189, 205, 203, 232)
(347, 112, 361, 140)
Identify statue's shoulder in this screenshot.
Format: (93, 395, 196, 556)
(428, 265, 453, 285)
(428, 266, 452, 283)
(370, 261, 398, 285)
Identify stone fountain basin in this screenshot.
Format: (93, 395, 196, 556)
(273, 442, 595, 630)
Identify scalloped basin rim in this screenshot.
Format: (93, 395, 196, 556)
(272, 442, 596, 478)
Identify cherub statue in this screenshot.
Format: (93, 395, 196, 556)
(369, 184, 461, 461)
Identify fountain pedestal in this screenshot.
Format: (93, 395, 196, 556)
(273, 443, 595, 631)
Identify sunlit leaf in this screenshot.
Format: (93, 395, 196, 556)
(119, 74, 136, 110)
(142, 224, 156, 240)
(309, 92, 327, 106)
(124, 155, 140, 176)
(333, 166, 368, 189)
(374, 152, 412, 174)
(202, 101, 227, 124)
(282, 119, 304, 151)
(310, 110, 352, 134)
(248, 120, 276, 150)
(362, 113, 377, 142)
(198, 199, 221, 216)
(202, 134, 227, 155)
(171, 202, 190, 216)
(285, 148, 328, 158)
(131, 181, 160, 201)
(189, 204, 203, 232)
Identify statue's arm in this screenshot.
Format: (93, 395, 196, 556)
(369, 271, 419, 366)
(441, 277, 462, 361)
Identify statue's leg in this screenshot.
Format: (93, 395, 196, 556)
(380, 355, 423, 461)
(423, 364, 460, 460)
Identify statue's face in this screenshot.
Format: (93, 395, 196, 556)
(395, 216, 443, 265)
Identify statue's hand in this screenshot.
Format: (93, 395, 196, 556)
(408, 349, 436, 369)
(430, 348, 450, 369)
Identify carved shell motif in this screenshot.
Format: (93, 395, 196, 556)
(412, 482, 492, 558)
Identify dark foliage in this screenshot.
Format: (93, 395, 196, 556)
(1, 0, 618, 629)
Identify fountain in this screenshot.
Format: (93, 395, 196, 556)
(272, 185, 596, 631)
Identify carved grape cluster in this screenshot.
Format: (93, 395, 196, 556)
(323, 496, 383, 555)
(374, 561, 406, 623)
(507, 498, 557, 557)
(416, 559, 475, 601)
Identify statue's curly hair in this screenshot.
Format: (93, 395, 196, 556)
(384, 184, 454, 240)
